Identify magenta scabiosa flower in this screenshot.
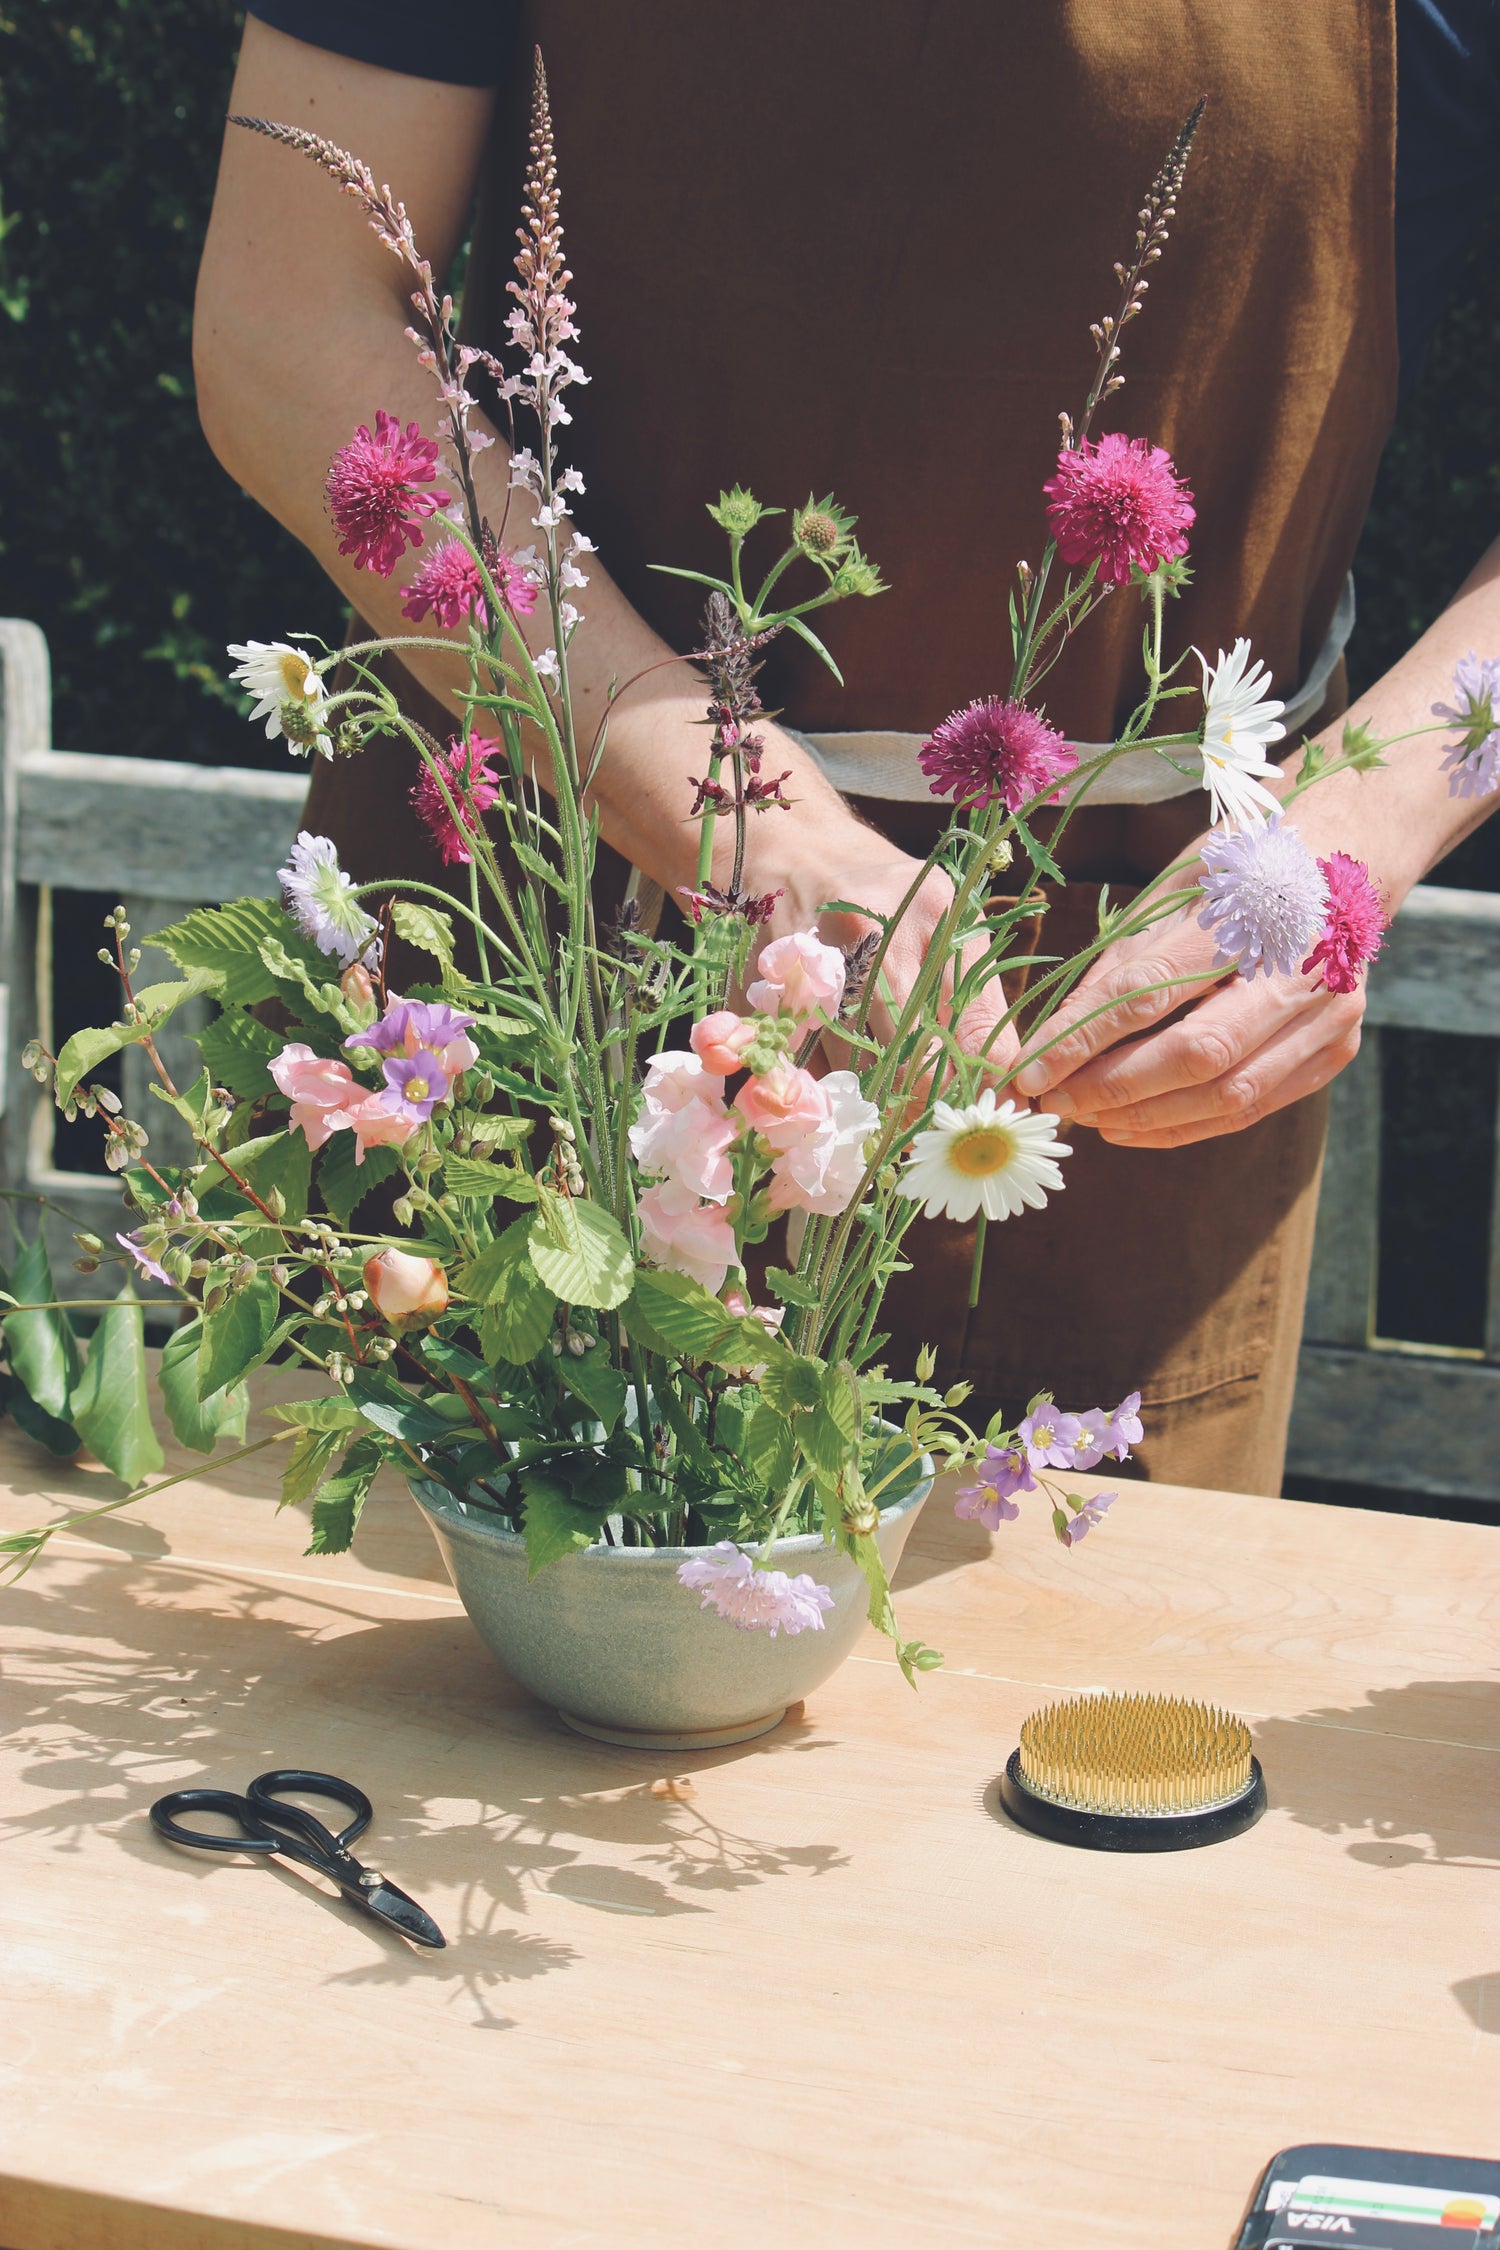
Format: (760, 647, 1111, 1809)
(918, 698, 1078, 813)
(401, 537, 539, 630)
(676, 1543, 835, 1637)
(1197, 816, 1328, 981)
(410, 736, 503, 866)
(325, 410, 450, 577)
(1302, 852, 1387, 995)
(1043, 432, 1195, 588)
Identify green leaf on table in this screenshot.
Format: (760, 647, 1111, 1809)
(150, 898, 334, 1010)
(192, 1008, 282, 1103)
(159, 1318, 249, 1454)
(70, 1286, 163, 1487)
(520, 1463, 618, 1576)
(199, 1274, 279, 1399)
(458, 1215, 557, 1363)
(3, 1233, 83, 1419)
(391, 900, 456, 973)
(306, 1434, 384, 1554)
(558, 1349, 628, 1435)
(318, 1135, 402, 1230)
(527, 1192, 633, 1311)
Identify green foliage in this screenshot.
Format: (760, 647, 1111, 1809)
(4, 1234, 82, 1419)
(54, 974, 213, 1105)
(317, 1136, 401, 1229)
(306, 1435, 383, 1553)
(0, 2, 346, 768)
(527, 1191, 634, 1311)
(150, 899, 333, 1011)
(390, 901, 456, 973)
(70, 1285, 163, 1486)
(159, 1317, 249, 1453)
(199, 1273, 278, 1397)
(458, 1216, 557, 1362)
(520, 1461, 625, 1575)
(191, 1007, 281, 1103)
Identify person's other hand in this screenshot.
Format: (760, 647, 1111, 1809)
(1011, 891, 1364, 1148)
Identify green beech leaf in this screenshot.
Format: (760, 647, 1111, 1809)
(763, 1265, 820, 1309)
(318, 1136, 401, 1230)
(558, 1350, 628, 1435)
(758, 1353, 826, 1416)
(390, 899, 456, 972)
(192, 1009, 282, 1102)
(458, 1215, 557, 1363)
(626, 1268, 735, 1358)
(520, 1464, 617, 1576)
(527, 1193, 633, 1311)
(149, 898, 336, 1009)
(4, 1234, 83, 1419)
(743, 1403, 795, 1490)
(306, 1435, 384, 1554)
(198, 1274, 279, 1398)
(282, 1426, 344, 1509)
(159, 1319, 249, 1454)
(70, 1286, 164, 1487)
(442, 1155, 528, 1202)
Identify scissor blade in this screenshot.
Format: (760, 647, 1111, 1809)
(360, 1877, 446, 1949)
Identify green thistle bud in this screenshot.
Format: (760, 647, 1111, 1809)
(793, 492, 857, 564)
(829, 546, 886, 599)
(707, 484, 767, 538)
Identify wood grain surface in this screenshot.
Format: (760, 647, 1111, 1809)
(0, 1372, 1496, 2250)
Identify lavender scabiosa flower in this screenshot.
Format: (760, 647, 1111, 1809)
(1196, 815, 1328, 981)
(278, 832, 382, 969)
(954, 1445, 1035, 1530)
(1433, 653, 1500, 799)
(677, 1543, 835, 1636)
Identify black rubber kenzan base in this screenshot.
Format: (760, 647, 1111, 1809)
(997, 1747, 1267, 1852)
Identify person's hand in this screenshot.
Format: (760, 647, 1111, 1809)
(1011, 889, 1364, 1147)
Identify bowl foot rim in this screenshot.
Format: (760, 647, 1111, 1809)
(556, 1706, 789, 1751)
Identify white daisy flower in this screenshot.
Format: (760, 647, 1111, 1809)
(1197, 639, 1286, 830)
(227, 639, 332, 757)
(277, 832, 381, 968)
(896, 1091, 1071, 1225)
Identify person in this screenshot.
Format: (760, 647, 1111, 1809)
(193, 3, 1500, 1494)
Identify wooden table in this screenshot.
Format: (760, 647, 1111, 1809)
(1, 1374, 1496, 2250)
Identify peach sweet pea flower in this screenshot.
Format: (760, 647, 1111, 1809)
(690, 1011, 756, 1076)
(269, 1043, 360, 1150)
(364, 1247, 448, 1327)
(733, 1060, 829, 1152)
(745, 930, 846, 1022)
(342, 1090, 417, 1165)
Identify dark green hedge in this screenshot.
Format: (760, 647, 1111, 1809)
(1, 1, 1497, 803)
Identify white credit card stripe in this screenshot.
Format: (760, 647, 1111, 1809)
(1292, 2177, 1500, 2227)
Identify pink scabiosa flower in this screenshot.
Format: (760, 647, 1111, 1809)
(677, 1542, 835, 1637)
(637, 1179, 738, 1293)
(1302, 853, 1387, 995)
(411, 736, 503, 867)
(1042, 432, 1195, 588)
(401, 537, 539, 630)
(954, 1444, 1035, 1530)
(325, 410, 450, 577)
(918, 698, 1078, 814)
(1197, 815, 1329, 981)
(745, 930, 847, 1023)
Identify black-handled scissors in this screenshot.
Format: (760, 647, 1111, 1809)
(149, 1768, 445, 1949)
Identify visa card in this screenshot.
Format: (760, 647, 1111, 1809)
(1264, 2173, 1500, 2247)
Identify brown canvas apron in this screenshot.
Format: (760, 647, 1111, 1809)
(306, 1, 1398, 1493)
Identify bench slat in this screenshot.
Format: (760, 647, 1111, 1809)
(18, 749, 306, 903)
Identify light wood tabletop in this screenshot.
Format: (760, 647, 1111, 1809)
(1, 1371, 1496, 2250)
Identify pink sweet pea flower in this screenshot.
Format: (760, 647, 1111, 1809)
(638, 1180, 738, 1293)
(745, 930, 847, 1022)
(734, 1060, 829, 1152)
(269, 1042, 360, 1150)
(690, 1011, 756, 1077)
(342, 1090, 416, 1165)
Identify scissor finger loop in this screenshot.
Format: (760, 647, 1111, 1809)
(148, 1788, 280, 1854)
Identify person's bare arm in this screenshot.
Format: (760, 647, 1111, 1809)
(196, 21, 1014, 1064)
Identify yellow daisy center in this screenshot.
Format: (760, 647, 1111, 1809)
(279, 649, 312, 698)
(948, 1124, 1016, 1177)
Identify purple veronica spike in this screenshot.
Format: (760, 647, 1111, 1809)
(381, 1047, 450, 1122)
(1196, 814, 1328, 980)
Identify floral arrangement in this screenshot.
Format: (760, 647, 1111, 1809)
(4, 67, 1491, 1678)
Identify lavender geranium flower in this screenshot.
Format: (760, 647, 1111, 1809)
(1196, 815, 1328, 980)
(381, 1047, 451, 1123)
(1433, 653, 1500, 799)
(278, 832, 382, 969)
(1018, 1402, 1082, 1470)
(355, 997, 477, 1057)
(954, 1444, 1035, 1530)
(1066, 1409, 1113, 1472)
(1056, 1492, 1117, 1547)
(677, 1543, 835, 1636)
(1104, 1391, 1144, 1459)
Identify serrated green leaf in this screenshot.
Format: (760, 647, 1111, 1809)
(192, 1009, 282, 1102)
(318, 1136, 402, 1230)
(390, 900, 456, 971)
(511, 840, 568, 895)
(626, 1268, 736, 1358)
(282, 1426, 344, 1509)
(199, 1274, 279, 1398)
(527, 1193, 633, 1311)
(70, 1286, 164, 1487)
(822, 1360, 862, 1446)
(159, 1319, 249, 1454)
(758, 1354, 826, 1416)
(4, 1234, 83, 1419)
(763, 1265, 820, 1309)
(743, 1403, 794, 1490)
(306, 1435, 383, 1554)
(558, 1349, 628, 1434)
(443, 1155, 526, 1202)
(150, 898, 338, 1010)
(458, 1215, 557, 1363)
(520, 1465, 614, 1576)
(466, 1115, 532, 1149)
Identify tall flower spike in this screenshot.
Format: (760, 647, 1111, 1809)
(1075, 96, 1206, 437)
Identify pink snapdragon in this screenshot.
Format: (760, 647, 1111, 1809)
(411, 736, 503, 867)
(745, 930, 846, 1023)
(325, 410, 450, 577)
(1302, 852, 1387, 995)
(690, 1011, 756, 1076)
(1042, 432, 1195, 587)
(630, 1051, 738, 1203)
(765, 1071, 879, 1216)
(342, 1091, 416, 1165)
(733, 1060, 829, 1152)
(269, 1043, 361, 1151)
(638, 1180, 738, 1293)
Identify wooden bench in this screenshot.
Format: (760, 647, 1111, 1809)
(4, 615, 1498, 1504)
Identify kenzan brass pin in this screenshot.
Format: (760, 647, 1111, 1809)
(998, 1691, 1266, 1852)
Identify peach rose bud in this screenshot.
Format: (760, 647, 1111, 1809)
(363, 1247, 449, 1328)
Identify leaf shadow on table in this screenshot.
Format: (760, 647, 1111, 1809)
(1249, 1679, 1500, 1872)
(1451, 1972, 1500, 2035)
(1, 1543, 850, 2026)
